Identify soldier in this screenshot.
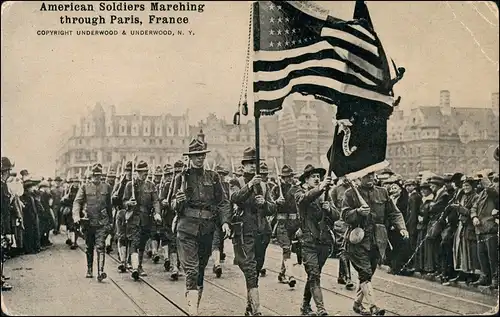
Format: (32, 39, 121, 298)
(158, 162, 181, 279)
(104, 168, 117, 254)
(47, 177, 53, 189)
(295, 165, 337, 316)
(122, 160, 162, 277)
(72, 163, 113, 281)
(61, 177, 81, 250)
(256, 162, 273, 278)
(272, 165, 300, 287)
(171, 139, 231, 315)
(112, 161, 133, 264)
(50, 176, 64, 235)
(342, 171, 408, 316)
(211, 164, 230, 278)
(148, 165, 164, 263)
(229, 147, 276, 316)
(1, 157, 14, 291)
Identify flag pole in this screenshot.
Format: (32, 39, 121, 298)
(252, 1, 260, 175)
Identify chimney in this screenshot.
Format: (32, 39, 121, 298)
(439, 90, 451, 116)
(492, 92, 499, 117)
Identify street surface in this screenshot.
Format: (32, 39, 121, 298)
(2, 230, 498, 316)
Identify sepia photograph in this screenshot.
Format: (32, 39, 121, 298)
(1, 0, 498, 316)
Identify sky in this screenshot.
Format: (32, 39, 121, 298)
(1, 1, 498, 176)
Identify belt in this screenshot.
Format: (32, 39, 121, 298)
(277, 213, 298, 220)
(184, 208, 215, 220)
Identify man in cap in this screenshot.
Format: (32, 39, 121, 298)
(211, 164, 230, 278)
(72, 163, 113, 281)
(61, 176, 81, 250)
(256, 162, 273, 278)
(342, 171, 407, 316)
(105, 168, 117, 189)
(50, 177, 64, 235)
(272, 164, 300, 287)
(148, 165, 166, 263)
(112, 161, 133, 264)
(122, 160, 162, 278)
(47, 177, 53, 189)
(229, 147, 275, 316)
(1, 157, 15, 291)
(171, 138, 231, 315)
(329, 177, 354, 289)
(294, 164, 337, 316)
(104, 168, 117, 254)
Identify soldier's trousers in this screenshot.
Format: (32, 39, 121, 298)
(233, 233, 270, 289)
(276, 220, 299, 260)
(347, 244, 379, 283)
(85, 226, 107, 265)
(211, 223, 224, 253)
(139, 226, 151, 251)
(159, 212, 177, 253)
(177, 230, 214, 290)
(302, 242, 330, 290)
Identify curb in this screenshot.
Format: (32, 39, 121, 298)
(378, 265, 499, 297)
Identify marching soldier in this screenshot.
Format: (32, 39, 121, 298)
(229, 147, 276, 316)
(72, 163, 113, 282)
(158, 162, 181, 279)
(122, 160, 162, 278)
(295, 165, 338, 316)
(171, 138, 231, 316)
(330, 178, 354, 289)
(272, 165, 300, 287)
(112, 161, 133, 264)
(211, 165, 230, 278)
(61, 176, 81, 250)
(149, 165, 164, 263)
(256, 162, 273, 278)
(342, 171, 407, 316)
(50, 176, 64, 235)
(104, 168, 117, 254)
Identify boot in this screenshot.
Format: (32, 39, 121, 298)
(138, 250, 147, 277)
(105, 235, 112, 254)
(284, 260, 296, 288)
(162, 245, 170, 271)
(248, 287, 261, 316)
(117, 244, 127, 273)
(212, 250, 222, 278)
(360, 281, 385, 316)
(151, 240, 160, 263)
(260, 269, 266, 277)
(97, 252, 107, 282)
(130, 252, 140, 281)
(86, 250, 94, 278)
(340, 256, 354, 290)
(169, 253, 179, 280)
(311, 284, 327, 316)
(70, 232, 78, 250)
(197, 286, 203, 310)
(300, 282, 314, 316)
(471, 275, 491, 286)
(220, 252, 226, 263)
(186, 290, 199, 316)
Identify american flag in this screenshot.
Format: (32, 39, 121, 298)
(252, 1, 401, 115)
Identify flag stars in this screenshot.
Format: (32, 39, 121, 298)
(277, 41, 282, 47)
(298, 39, 302, 44)
(278, 17, 283, 23)
(270, 17, 275, 23)
(269, 3, 275, 10)
(277, 5, 282, 10)
(291, 40, 296, 45)
(292, 28, 297, 34)
(285, 29, 289, 34)
(285, 41, 290, 46)
(269, 41, 274, 47)
(277, 29, 282, 35)
(269, 29, 275, 35)
(285, 17, 290, 22)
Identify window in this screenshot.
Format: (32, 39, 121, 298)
(170, 140, 173, 145)
(121, 126, 125, 133)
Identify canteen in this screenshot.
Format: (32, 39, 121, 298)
(348, 227, 365, 244)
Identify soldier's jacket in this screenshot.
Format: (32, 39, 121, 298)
(230, 175, 276, 235)
(72, 181, 113, 227)
(1, 180, 12, 234)
(158, 175, 174, 205)
(122, 178, 161, 227)
(171, 168, 231, 236)
(112, 177, 129, 209)
(61, 184, 80, 210)
(330, 183, 349, 210)
(341, 185, 405, 258)
(271, 182, 299, 216)
(295, 185, 339, 244)
(50, 186, 64, 209)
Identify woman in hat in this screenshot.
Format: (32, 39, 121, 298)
(413, 182, 433, 274)
(20, 178, 42, 255)
(294, 164, 336, 316)
(447, 177, 480, 284)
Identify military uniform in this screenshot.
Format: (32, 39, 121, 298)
(61, 178, 81, 249)
(122, 160, 161, 278)
(211, 164, 230, 278)
(148, 165, 165, 263)
(272, 165, 300, 287)
(171, 138, 231, 316)
(72, 163, 113, 281)
(104, 168, 117, 254)
(112, 161, 133, 266)
(50, 177, 64, 235)
(329, 181, 354, 289)
(295, 165, 338, 316)
(342, 174, 406, 316)
(229, 148, 275, 316)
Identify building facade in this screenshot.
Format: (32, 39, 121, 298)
(386, 90, 499, 178)
(55, 104, 281, 177)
